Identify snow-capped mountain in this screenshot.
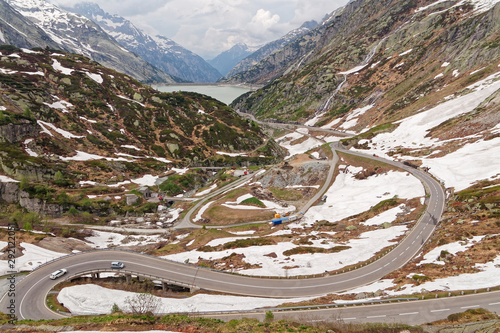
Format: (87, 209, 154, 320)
(208, 43, 259, 77)
(222, 20, 318, 81)
(67, 2, 222, 83)
(0, 0, 60, 49)
(4, 0, 175, 83)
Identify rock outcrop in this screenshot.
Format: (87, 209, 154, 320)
(0, 121, 38, 143)
(0, 182, 63, 217)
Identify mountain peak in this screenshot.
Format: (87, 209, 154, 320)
(72, 2, 106, 16)
(299, 20, 318, 30)
(208, 43, 256, 77)
(4, 0, 175, 83)
(66, 2, 221, 83)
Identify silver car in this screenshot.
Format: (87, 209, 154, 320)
(49, 269, 67, 280)
(110, 261, 125, 269)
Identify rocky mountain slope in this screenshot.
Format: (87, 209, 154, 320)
(222, 20, 318, 82)
(0, 47, 279, 214)
(208, 43, 257, 77)
(232, 0, 499, 127)
(0, 0, 60, 50)
(67, 2, 222, 83)
(2, 0, 176, 84)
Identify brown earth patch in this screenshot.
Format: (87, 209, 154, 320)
(264, 252, 278, 258)
(198, 253, 261, 271)
(201, 205, 275, 225)
(0, 244, 25, 260)
(36, 237, 93, 254)
(288, 153, 316, 166)
(226, 223, 272, 234)
(0, 228, 49, 244)
(190, 187, 283, 226)
(199, 237, 276, 252)
(289, 135, 309, 146)
(282, 245, 350, 256)
(338, 151, 400, 172)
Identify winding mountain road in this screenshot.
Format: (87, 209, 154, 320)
(176, 141, 340, 229)
(1, 140, 452, 321)
(175, 173, 254, 229)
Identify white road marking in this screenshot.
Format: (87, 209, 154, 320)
(489, 302, 500, 305)
(399, 312, 419, 316)
(430, 309, 450, 312)
(461, 305, 479, 309)
(367, 315, 386, 318)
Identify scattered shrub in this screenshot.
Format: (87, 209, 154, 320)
(264, 311, 274, 323)
(68, 206, 79, 216)
(111, 303, 121, 313)
(241, 197, 265, 207)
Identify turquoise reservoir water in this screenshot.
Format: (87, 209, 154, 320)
(153, 84, 253, 105)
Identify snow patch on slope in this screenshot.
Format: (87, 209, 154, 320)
(357, 71, 500, 190)
(58, 284, 311, 315)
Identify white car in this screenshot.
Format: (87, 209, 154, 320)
(110, 261, 125, 269)
(49, 269, 67, 280)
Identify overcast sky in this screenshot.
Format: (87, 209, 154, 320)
(50, 0, 349, 59)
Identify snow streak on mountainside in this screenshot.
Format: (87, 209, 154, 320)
(68, 2, 222, 83)
(353, 71, 500, 191)
(4, 0, 175, 83)
(417, 0, 500, 13)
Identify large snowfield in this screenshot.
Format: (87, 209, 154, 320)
(57, 284, 312, 315)
(300, 168, 425, 226)
(164, 225, 408, 276)
(352, 71, 500, 191)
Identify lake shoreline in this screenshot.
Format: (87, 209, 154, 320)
(152, 83, 262, 89)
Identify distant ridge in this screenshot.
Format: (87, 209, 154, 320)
(67, 2, 223, 83)
(208, 43, 258, 77)
(222, 20, 318, 82)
